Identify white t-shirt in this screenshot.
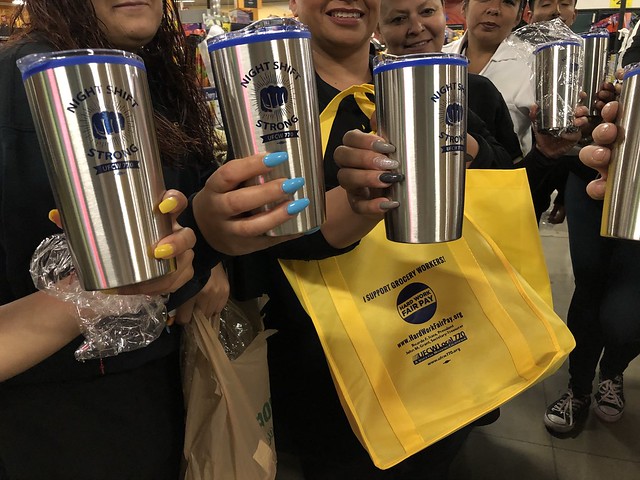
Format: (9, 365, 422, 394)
(444, 32, 536, 155)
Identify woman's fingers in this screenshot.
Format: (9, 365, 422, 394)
(580, 144, 611, 170)
(335, 130, 397, 170)
(193, 149, 314, 255)
(222, 199, 310, 238)
(206, 177, 305, 218)
(586, 178, 607, 201)
(207, 152, 288, 194)
(337, 168, 403, 192)
(118, 190, 195, 296)
(599, 101, 619, 124)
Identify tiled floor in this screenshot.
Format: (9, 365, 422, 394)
(449, 213, 640, 480)
(277, 210, 640, 479)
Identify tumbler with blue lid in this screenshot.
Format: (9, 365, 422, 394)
(534, 39, 583, 134)
(17, 49, 174, 290)
(208, 17, 325, 236)
(374, 53, 468, 244)
(601, 63, 640, 241)
(579, 31, 609, 118)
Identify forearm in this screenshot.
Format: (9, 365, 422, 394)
(0, 292, 80, 382)
(320, 187, 381, 249)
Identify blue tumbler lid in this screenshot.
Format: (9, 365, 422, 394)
(207, 17, 310, 52)
(581, 30, 610, 39)
(534, 39, 582, 54)
(623, 62, 640, 80)
(17, 49, 145, 81)
(373, 53, 468, 75)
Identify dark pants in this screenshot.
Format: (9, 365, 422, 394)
(0, 352, 184, 480)
(564, 173, 640, 396)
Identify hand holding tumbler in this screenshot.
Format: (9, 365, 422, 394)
(208, 18, 325, 236)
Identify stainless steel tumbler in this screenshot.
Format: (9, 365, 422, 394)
(601, 64, 640, 240)
(374, 53, 468, 244)
(534, 39, 583, 134)
(18, 49, 174, 290)
(208, 18, 325, 236)
(580, 31, 609, 118)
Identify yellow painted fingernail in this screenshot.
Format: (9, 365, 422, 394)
(158, 197, 178, 214)
(48, 209, 59, 223)
(154, 244, 175, 259)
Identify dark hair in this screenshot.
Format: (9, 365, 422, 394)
(8, 0, 219, 169)
(527, 0, 578, 12)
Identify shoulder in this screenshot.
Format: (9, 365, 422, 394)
(0, 36, 55, 64)
(0, 37, 55, 127)
(0, 36, 56, 88)
(442, 36, 464, 54)
(468, 73, 500, 93)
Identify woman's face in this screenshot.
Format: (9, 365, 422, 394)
(465, 0, 522, 48)
(289, 0, 380, 51)
(91, 0, 164, 50)
(378, 0, 445, 55)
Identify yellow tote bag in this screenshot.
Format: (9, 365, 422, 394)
(278, 86, 572, 468)
(319, 84, 553, 307)
(279, 216, 574, 469)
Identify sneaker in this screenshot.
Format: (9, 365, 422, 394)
(544, 390, 591, 433)
(594, 374, 625, 423)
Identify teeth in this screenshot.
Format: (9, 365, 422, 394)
(331, 11, 362, 18)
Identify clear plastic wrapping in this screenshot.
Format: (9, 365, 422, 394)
(30, 234, 167, 361)
(507, 19, 585, 135)
(218, 301, 258, 360)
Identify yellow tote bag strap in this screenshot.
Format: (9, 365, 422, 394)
(462, 214, 564, 354)
(449, 216, 538, 379)
(318, 251, 426, 454)
(319, 83, 375, 155)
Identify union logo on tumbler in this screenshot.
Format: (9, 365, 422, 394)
(91, 111, 125, 139)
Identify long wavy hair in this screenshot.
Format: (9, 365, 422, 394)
(8, 0, 219, 169)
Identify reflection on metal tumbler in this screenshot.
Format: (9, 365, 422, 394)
(17, 49, 174, 290)
(601, 64, 640, 241)
(374, 53, 468, 244)
(580, 32, 609, 118)
(534, 39, 583, 134)
(207, 18, 325, 236)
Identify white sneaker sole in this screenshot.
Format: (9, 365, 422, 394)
(544, 415, 577, 433)
(593, 404, 623, 423)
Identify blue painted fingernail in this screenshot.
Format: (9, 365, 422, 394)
(304, 226, 321, 235)
(264, 151, 288, 167)
(287, 198, 310, 215)
(282, 177, 305, 194)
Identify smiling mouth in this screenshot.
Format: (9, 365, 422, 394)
(405, 40, 431, 49)
(115, 2, 148, 7)
(328, 11, 364, 19)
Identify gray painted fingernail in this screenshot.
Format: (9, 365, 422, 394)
(373, 156, 399, 169)
(380, 201, 400, 210)
(372, 140, 396, 154)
